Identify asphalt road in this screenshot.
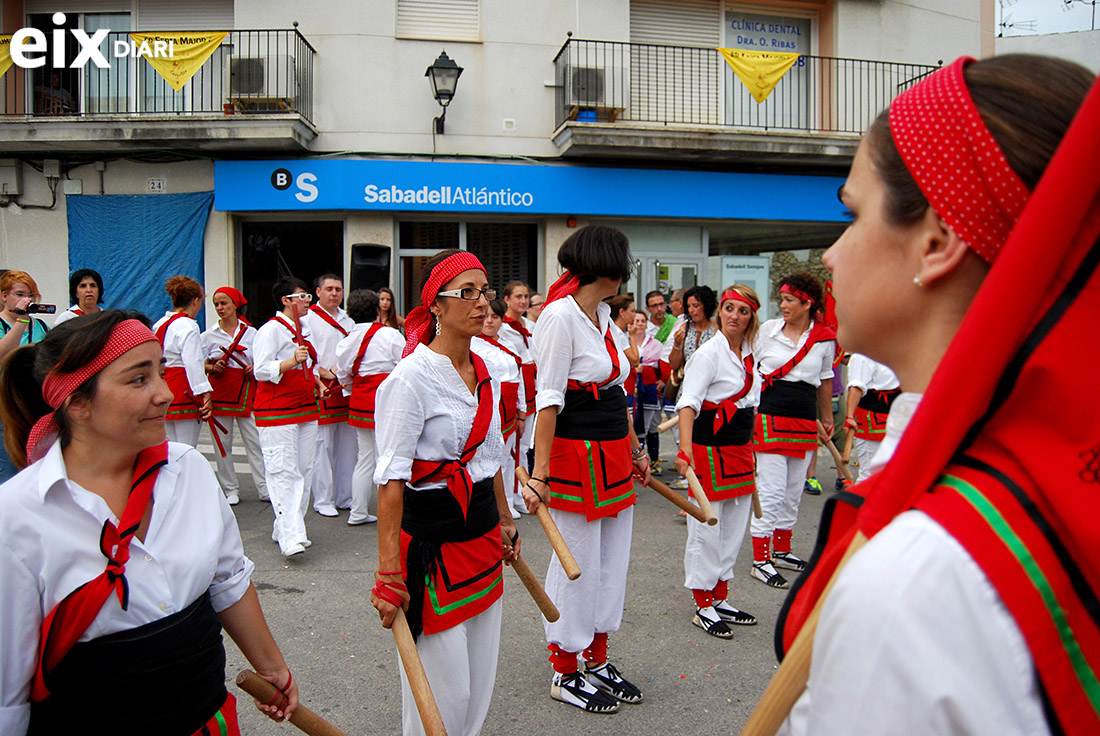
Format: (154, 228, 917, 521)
(215, 437, 845, 735)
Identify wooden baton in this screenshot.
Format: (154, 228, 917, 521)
(680, 467, 719, 525)
(501, 528, 560, 622)
(516, 467, 582, 580)
(657, 415, 678, 433)
(236, 670, 350, 736)
(392, 608, 448, 736)
(645, 476, 714, 525)
(841, 429, 855, 466)
(817, 420, 855, 484)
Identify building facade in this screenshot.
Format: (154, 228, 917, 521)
(1, 0, 992, 324)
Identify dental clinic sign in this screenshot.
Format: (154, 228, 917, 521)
(4, 13, 173, 69)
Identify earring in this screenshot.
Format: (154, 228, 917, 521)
(913, 275, 924, 288)
(434, 317, 441, 336)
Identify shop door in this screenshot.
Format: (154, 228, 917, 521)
(631, 257, 702, 304)
(240, 220, 344, 324)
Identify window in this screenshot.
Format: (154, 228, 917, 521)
(396, 0, 480, 42)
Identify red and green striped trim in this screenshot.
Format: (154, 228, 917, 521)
(427, 571, 502, 615)
(707, 446, 755, 493)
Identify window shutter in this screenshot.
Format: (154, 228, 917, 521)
(396, 0, 480, 42)
(137, 0, 234, 29)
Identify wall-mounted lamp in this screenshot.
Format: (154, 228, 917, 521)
(425, 50, 463, 134)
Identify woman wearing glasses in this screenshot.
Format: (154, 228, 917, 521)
(151, 276, 213, 448)
(252, 278, 322, 559)
(371, 250, 519, 736)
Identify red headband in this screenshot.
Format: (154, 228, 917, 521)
(25, 319, 158, 464)
(544, 270, 582, 307)
(779, 283, 812, 304)
(889, 56, 1030, 264)
(214, 286, 247, 309)
(402, 252, 488, 358)
(721, 289, 759, 311)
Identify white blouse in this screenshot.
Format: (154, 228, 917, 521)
(753, 318, 835, 388)
(201, 321, 257, 366)
(532, 297, 627, 413)
(373, 344, 504, 490)
(334, 323, 405, 395)
(252, 314, 317, 384)
(303, 306, 354, 371)
(675, 333, 759, 415)
(846, 353, 900, 394)
(151, 312, 213, 395)
(52, 306, 86, 327)
(497, 319, 533, 364)
(471, 336, 526, 417)
(0, 440, 254, 733)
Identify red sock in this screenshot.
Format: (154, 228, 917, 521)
(547, 643, 579, 674)
(583, 632, 608, 666)
(774, 528, 793, 555)
(712, 579, 729, 602)
(692, 589, 713, 608)
(752, 535, 771, 562)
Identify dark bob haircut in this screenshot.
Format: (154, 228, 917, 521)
(557, 226, 633, 287)
(69, 269, 104, 305)
(683, 285, 717, 320)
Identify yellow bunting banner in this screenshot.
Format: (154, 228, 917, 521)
(129, 31, 228, 92)
(0, 36, 14, 79)
(717, 48, 800, 104)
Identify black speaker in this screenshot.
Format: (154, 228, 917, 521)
(350, 243, 391, 292)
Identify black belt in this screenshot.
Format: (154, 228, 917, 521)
(29, 592, 227, 736)
(402, 476, 498, 640)
(758, 380, 817, 420)
(693, 407, 754, 447)
(555, 387, 629, 441)
(858, 388, 901, 414)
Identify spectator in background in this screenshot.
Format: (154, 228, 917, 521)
(526, 291, 544, 322)
(54, 269, 105, 326)
(376, 287, 405, 332)
(0, 269, 50, 482)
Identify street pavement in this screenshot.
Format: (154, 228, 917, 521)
(208, 433, 846, 735)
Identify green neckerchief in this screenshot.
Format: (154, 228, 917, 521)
(654, 313, 676, 344)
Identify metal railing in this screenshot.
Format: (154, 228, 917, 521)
(553, 38, 939, 134)
(2, 29, 314, 123)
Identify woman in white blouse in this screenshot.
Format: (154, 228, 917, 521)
(674, 285, 762, 639)
(0, 309, 297, 735)
(371, 250, 519, 736)
(151, 275, 213, 448)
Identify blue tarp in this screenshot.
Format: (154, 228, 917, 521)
(66, 191, 213, 323)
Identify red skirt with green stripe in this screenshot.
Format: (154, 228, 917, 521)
(691, 406, 755, 501)
(209, 367, 254, 417)
(163, 366, 200, 421)
(348, 373, 386, 429)
(852, 406, 888, 441)
(318, 376, 349, 425)
(500, 381, 520, 440)
(753, 380, 819, 457)
(254, 368, 319, 427)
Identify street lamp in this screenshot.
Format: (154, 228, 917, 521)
(425, 50, 463, 134)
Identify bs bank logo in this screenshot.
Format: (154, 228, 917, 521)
(5, 12, 174, 69)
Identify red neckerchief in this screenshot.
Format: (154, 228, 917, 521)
(271, 315, 318, 364)
(154, 312, 189, 346)
(702, 351, 755, 433)
(309, 305, 349, 337)
(761, 320, 835, 390)
(409, 352, 495, 520)
(32, 442, 170, 701)
(476, 334, 522, 369)
(566, 326, 621, 399)
(503, 316, 531, 348)
(72, 307, 85, 317)
(351, 323, 384, 376)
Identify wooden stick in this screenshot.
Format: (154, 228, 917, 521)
(657, 415, 678, 433)
(236, 670, 351, 736)
(841, 429, 855, 466)
(392, 608, 448, 736)
(645, 476, 714, 525)
(817, 420, 855, 484)
(502, 528, 560, 622)
(752, 489, 763, 519)
(516, 467, 582, 580)
(738, 532, 868, 736)
(681, 467, 719, 525)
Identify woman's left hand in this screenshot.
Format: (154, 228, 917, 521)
(255, 667, 298, 722)
(632, 454, 651, 486)
(500, 521, 521, 564)
(199, 392, 213, 421)
(819, 420, 834, 443)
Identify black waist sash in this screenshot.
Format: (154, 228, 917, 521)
(402, 476, 499, 639)
(858, 387, 901, 414)
(694, 407, 755, 447)
(758, 380, 817, 420)
(29, 592, 227, 736)
(555, 387, 629, 441)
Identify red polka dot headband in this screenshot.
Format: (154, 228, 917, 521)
(889, 56, 1030, 264)
(402, 251, 488, 358)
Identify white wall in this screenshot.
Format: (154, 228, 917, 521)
(996, 29, 1100, 73)
(835, 0, 983, 65)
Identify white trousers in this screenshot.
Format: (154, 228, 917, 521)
(684, 495, 753, 591)
(502, 431, 521, 510)
(399, 598, 502, 736)
(751, 450, 813, 538)
(165, 419, 200, 448)
(853, 437, 882, 482)
(213, 415, 267, 498)
(544, 506, 634, 654)
(312, 422, 357, 511)
(259, 421, 317, 554)
(350, 426, 378, 523)
(518, 412, 534, 468)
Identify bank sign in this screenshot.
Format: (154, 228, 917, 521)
(214, 160, 848, 222)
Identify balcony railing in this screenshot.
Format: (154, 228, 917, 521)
(2, 29, 314, 124)
(553, 38, 939, 135)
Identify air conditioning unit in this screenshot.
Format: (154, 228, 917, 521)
(565, 65, 629, 108)
(230, 56, 299, 99)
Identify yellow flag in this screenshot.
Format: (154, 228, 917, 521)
(717, 48, 800, 104)
(0, 36, 14, 79)
(130, 31, 228, 92)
